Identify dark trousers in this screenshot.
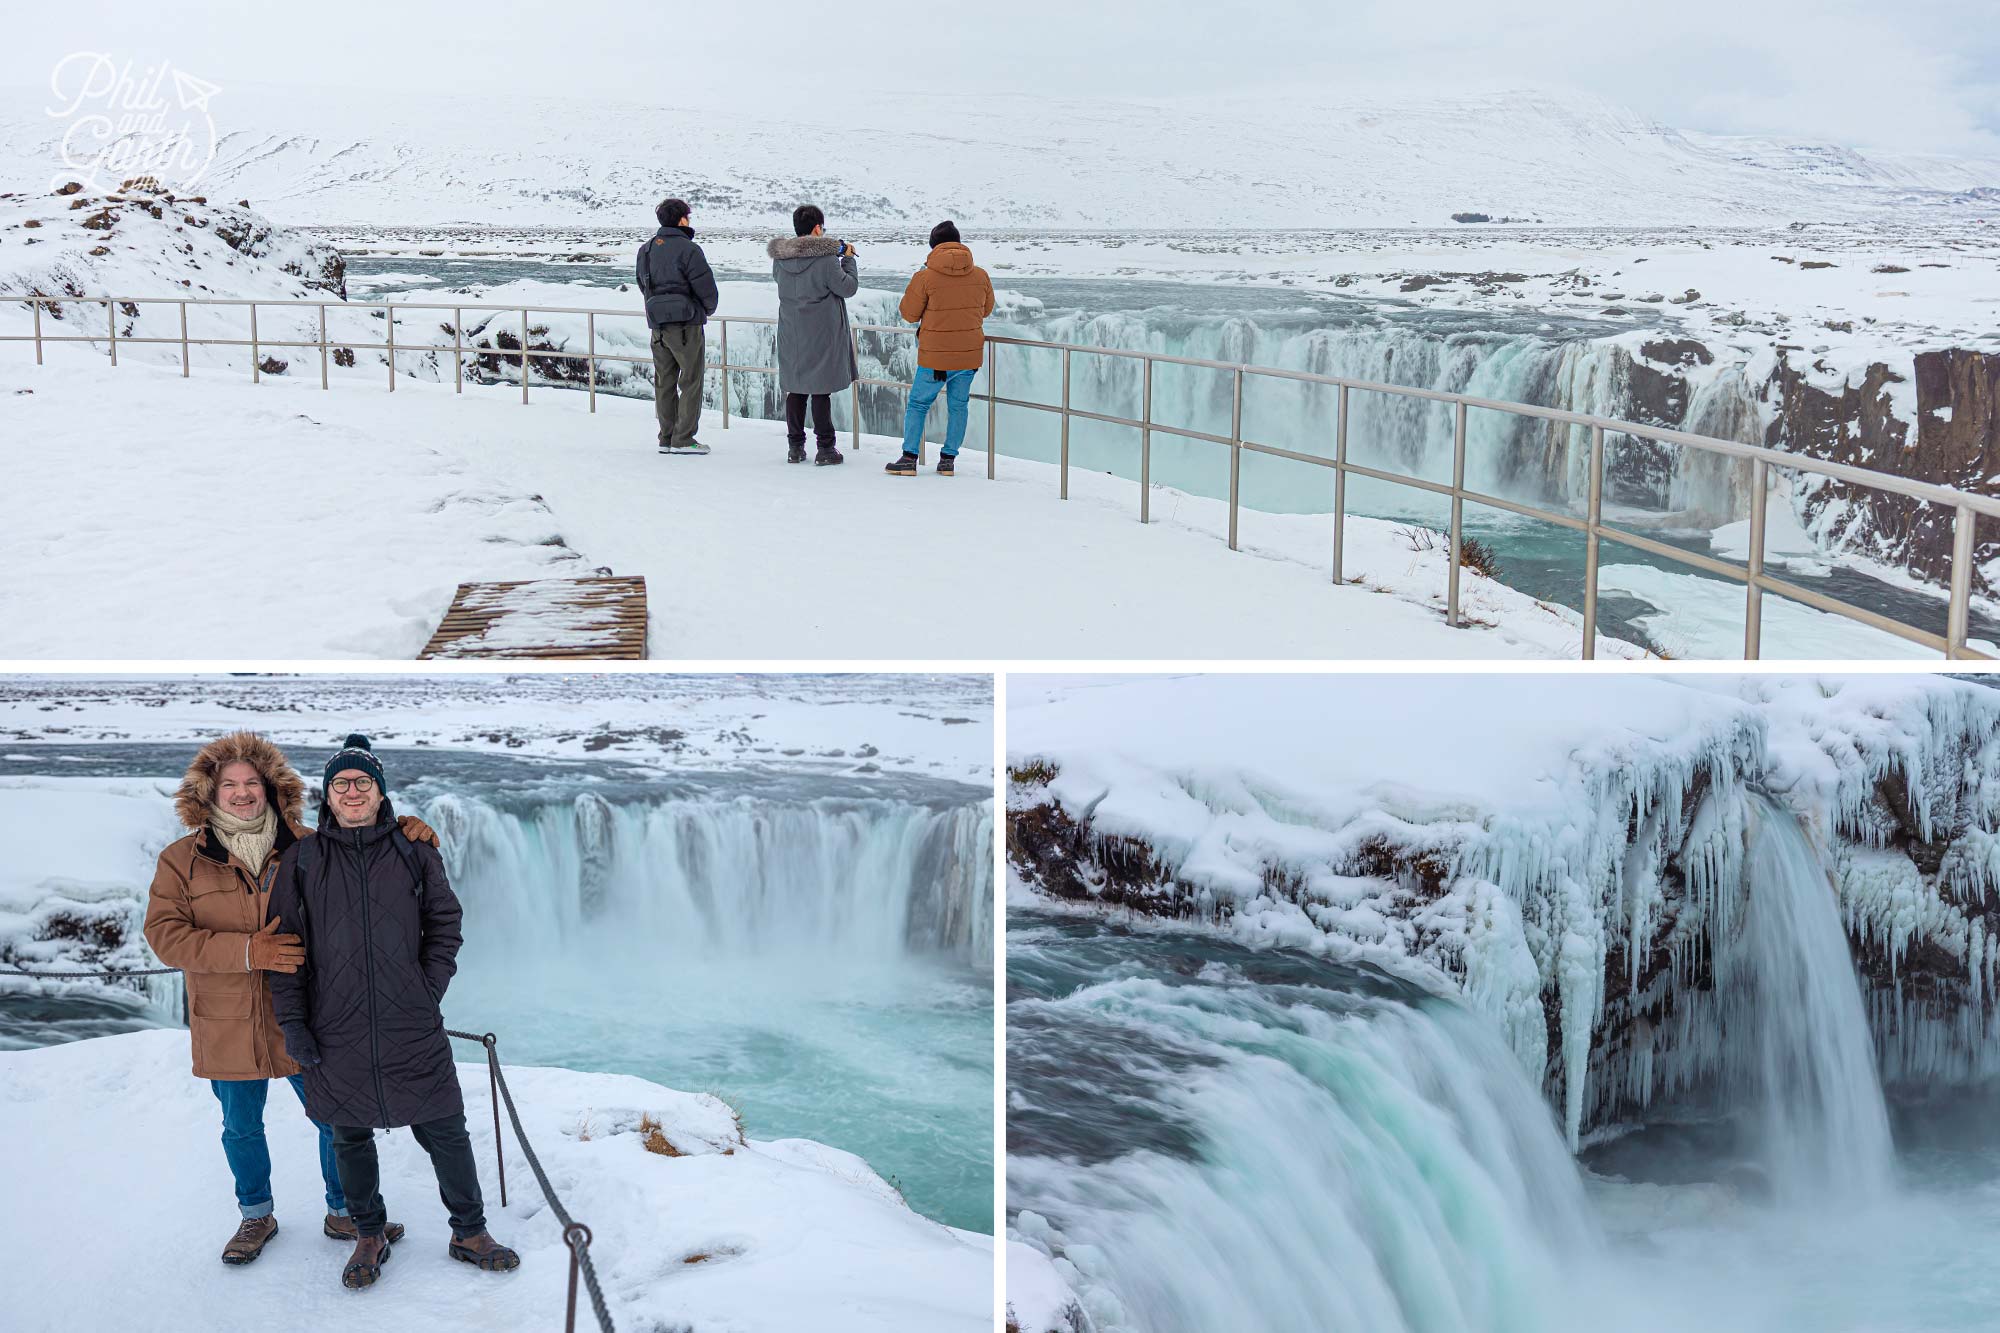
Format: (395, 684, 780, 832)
(785, 392, 835, 447)
(650, 322, 705, 447)
(331, 1115, 485, 1240)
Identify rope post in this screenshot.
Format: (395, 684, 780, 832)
(385, 303, 395, 392)
(1447, 401, 1467, 628)
(1582, 425, 1604, 659)
(1949, 504, 1976, 658)
(179, 302, 189, 378)
(564, 1223, 593, 1333)
(720, 320, 730, 429)
(107, 298, 117, 366)
(33, 298, 43, 365)
(1332, 383, 1349, 582)
(1140, 357, 1153, 523)
(1227, 367, 1244, 552)
(587, 312, 597, 414)
(453, 306, 463, 394)
(319, 304, 328, 390)
(850, 329, 862, 451)
(250, 302, 260, 383)
(986, 338, 997, 480)
(521, 310, 530, 405)
(1059, 347, 1071, 500)
(1744, 458, 1768, 660)
(483, 1032, 506, 1208)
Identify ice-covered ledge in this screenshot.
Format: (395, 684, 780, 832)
(0, 1030, 992, 1331)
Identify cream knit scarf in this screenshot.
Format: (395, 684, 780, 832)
(209, 804, 278, 877)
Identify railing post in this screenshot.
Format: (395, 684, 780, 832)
(719, 319, 729, 429)
(1582, 425, 1604, 659)
(107, 298, 117, 366)
(986, 338, 997, 480)
(1332, 383, 1349, 582)
(1744, 458, 1769, 660)
(1140, 357, 1153, 524)
(587, 312, 597, 414)
(179, 301, 189, 378)
(1949, 504, 1976, 658)
(385, 303, 395, 392)
(1447, 400, 1467, 627)
(483, 1033, 506, 1208)
(1227, 367, 1244, 551)
(319, 304, 328, 390)
(453, 306, 463, 394)
(850, 328, 862, 451)
(33, 298, 43, 365)
(1059, 347, 1072, 500)
(520, 309, 529, 404)
(563, 1223, 593, 1333)
(250, 302, 260, 382)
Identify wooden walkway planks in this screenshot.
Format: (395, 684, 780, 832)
(419, 575, 649, 659)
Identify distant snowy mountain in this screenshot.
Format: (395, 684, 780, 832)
(1, 84, 1993, 229)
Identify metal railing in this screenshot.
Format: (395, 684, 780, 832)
(9, 292, 1995, 660)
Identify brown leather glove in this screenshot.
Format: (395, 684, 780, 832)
(397, 814, 440, 849)
(248, 918, 305, 973)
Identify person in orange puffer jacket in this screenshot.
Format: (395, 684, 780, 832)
(887, 221, 995, 477)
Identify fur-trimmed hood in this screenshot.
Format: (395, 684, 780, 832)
(767, 234, 843, 262)
(173, 731, 306, 831)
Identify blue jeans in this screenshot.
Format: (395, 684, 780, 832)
(211, 1074, 345, 1220)
(901, 367, 977, 457)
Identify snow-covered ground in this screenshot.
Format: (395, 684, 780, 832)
(3, 343, 1697, 660)
(0, 1030, 993, 1332)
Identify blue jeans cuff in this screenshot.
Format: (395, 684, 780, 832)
(239, 1200, 275, 1220)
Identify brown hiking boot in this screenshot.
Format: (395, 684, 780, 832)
(448, 1230, 521, 1271)
(324, 1213, 405, 1244)
(341, 1233, 391, 1290)
(221, 1214, 279, 1265)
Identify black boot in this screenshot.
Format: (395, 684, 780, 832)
(884, 453, 917, 476)
(936, 454, 956, 476)
(786, 443, 807, 464)
(814, 445, 845, 467)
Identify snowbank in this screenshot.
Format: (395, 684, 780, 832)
(1007, 674, 2000, 1143)
(0, 1030, 992, 1331)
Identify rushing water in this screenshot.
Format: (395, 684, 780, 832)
(345, 254, 1995, 652)
(1009, 886, 2000, 1332)
(0, 743, 994, 1232)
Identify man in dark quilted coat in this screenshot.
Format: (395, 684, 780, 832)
(268, 735, 520, 1290)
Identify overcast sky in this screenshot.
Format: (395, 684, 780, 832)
(5, 0, 1996, 159)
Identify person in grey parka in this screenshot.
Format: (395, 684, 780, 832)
(767, 204, 859, 466)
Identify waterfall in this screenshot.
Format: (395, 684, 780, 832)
(1722, 797, 1896, 1199)
(416, 791, 993, 964)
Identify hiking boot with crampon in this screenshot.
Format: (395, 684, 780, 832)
(884, 452, 918, 476)
(221, 1214, 279, 1266)
(786, 443, 808, 464)
(341, 1234, 391, 1290)
(814, 445, 845, 467)
(449, 1230, 522, 1272)
(325, 1213, 406, 1244)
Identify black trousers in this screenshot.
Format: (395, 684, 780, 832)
(331, 1114, 485, 1240)
(785, 392, 835, 447)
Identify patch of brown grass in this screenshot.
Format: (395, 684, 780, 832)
(637, 1113, 683, 1158)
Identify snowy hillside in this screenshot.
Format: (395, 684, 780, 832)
(0, 1031, 993, 1331)
(1, 84, 1993, 230)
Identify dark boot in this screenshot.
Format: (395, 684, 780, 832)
(341, 1233, 391, 1290)
(786, 443, 807, 464)
(936, 454, 956, 476)
(884, 452, 918, 476)
(814, 445, 845, 467)
(221, 1215, 279, 1266)
(449, 1230, 522, 1272)
(325, 1213, 405, 1244)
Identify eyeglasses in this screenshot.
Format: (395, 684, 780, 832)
(329, 776, 377, 794)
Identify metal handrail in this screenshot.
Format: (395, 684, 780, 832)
(9, 292, 1992, 660)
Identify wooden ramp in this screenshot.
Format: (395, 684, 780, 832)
(419, 576, 649, 659)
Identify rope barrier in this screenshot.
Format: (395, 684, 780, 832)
(5, 962, 613, 1333)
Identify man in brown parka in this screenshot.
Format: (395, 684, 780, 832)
(887, 220, 995, 477)
(143, 731, 436, 1266)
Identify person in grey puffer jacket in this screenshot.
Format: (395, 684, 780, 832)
(768, 203, 859, 466)
(638, 198, 720, 456)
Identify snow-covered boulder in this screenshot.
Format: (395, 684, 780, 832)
(0, 1030, 992, 1331)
